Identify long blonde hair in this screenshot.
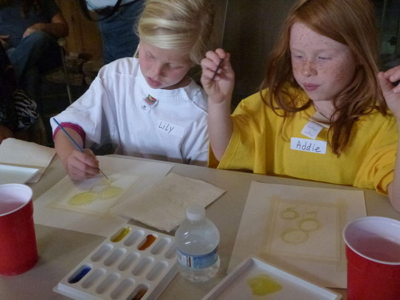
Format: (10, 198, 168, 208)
(136, 0, 215, 65)
(261, 0, 385, 155)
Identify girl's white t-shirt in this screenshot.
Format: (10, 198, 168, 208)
(52, 57, 209, 166)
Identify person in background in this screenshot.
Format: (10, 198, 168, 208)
(0, 0, 68, 110)
(201, 0, 400, 212)
(52, 0, 215, 180)
(0, 42, 38, 144)
(84, 0, 145, 64)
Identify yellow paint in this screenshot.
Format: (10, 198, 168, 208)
(281, 228, 309, 244)
(111, 227, 131, 243)
(100, 186, 123, 199)
(68, 192, 98, 206)
(298, 218, 321, 232)
(67, 175, 124, 208)
(280, 207, 298, 220)
(247, 274, 282, 296)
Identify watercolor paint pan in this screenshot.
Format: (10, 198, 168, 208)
(202, 256, 342, 300)
(54, 224, 178, 300)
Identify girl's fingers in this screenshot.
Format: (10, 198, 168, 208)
(383, 65, 400, 81)
(379, 71, 400, 94)
(378, 72, 394, 94)
(68, 150, 100, 178)
(202, 52, 232, 79)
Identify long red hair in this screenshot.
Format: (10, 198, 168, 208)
(260, 0, 385, 155)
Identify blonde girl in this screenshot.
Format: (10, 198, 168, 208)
(53, 0, 214, 180)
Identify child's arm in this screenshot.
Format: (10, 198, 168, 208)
(54, 127, 100, 180)
(201, 49, 235, 160)
(378, 65, 400, 212)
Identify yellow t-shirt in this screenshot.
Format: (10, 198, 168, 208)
(210, 87, 398, 194)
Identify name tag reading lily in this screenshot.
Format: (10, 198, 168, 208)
(290, 137, 327, 154)
(157, 119, 185, 138)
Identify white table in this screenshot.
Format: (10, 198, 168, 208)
(1, 155, 399, 299)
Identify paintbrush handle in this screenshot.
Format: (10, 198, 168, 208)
(211, 58, 224, 81)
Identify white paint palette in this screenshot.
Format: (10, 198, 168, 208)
(203, 256, 342, 300)
(54, 224, 178, 300)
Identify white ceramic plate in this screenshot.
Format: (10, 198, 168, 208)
(0, 164, 40, 184)
(203, 256, 342, 300)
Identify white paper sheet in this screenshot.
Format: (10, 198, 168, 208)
(111, 173, 226, 232)
(229, 182, 366, 289)
(34, 156, 173, 237)
(0, 138, 56, 182)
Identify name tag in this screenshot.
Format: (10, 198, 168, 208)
(301, 121, 324, 139)
(157, 119, 185, 138)
(290, 138, 327, 154)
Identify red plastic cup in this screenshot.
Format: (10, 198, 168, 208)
(343, 216, 400, 300)
(0, 184, 38, 276)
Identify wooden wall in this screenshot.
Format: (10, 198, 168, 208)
(223, 0, 296, 106)
(55, 0, 103, 60)
(55, 0, 228, 63)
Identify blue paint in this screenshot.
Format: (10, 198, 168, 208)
(68, 265, 91, 284)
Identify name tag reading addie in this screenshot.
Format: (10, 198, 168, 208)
(157, 119, 185, 138)
(290, 137, 327, 154)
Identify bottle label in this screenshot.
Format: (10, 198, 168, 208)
(177, 247, 218, 269)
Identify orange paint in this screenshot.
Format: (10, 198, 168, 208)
(138, 234, 157, 251)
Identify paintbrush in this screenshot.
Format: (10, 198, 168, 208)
(52, 118, 109, 180)
(211, 58, 224, 81)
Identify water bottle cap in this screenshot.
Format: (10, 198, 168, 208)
(186, 205, 205, 221)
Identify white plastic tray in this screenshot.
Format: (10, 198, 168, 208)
(202, 256, 342, 300)
(0, 164, 39, 184)
(54, 224, 178, 300)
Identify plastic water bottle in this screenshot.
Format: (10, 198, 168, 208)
(175, 205, 220, 282)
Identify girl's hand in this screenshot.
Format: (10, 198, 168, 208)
(64, 149, 100, 181)
(201, 48, 235, 104)
(378, 66, 400, 120)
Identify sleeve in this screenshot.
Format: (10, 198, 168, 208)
(354, 115, 398, 194)
(51, 67, 117, 151)
(208, 97, 257, 171)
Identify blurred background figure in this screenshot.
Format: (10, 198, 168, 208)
(80, 0, 144, 64)
(0, 0, 68, 111)
(0, 42, 38, 144)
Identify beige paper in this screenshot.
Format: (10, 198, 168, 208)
(229, 181, 366, 289)
(34, 156, 173, 237)
(111, 173, 226, 232)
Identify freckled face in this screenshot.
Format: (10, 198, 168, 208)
(138, 41, 193, 90)
(290, 22, 357, 103)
